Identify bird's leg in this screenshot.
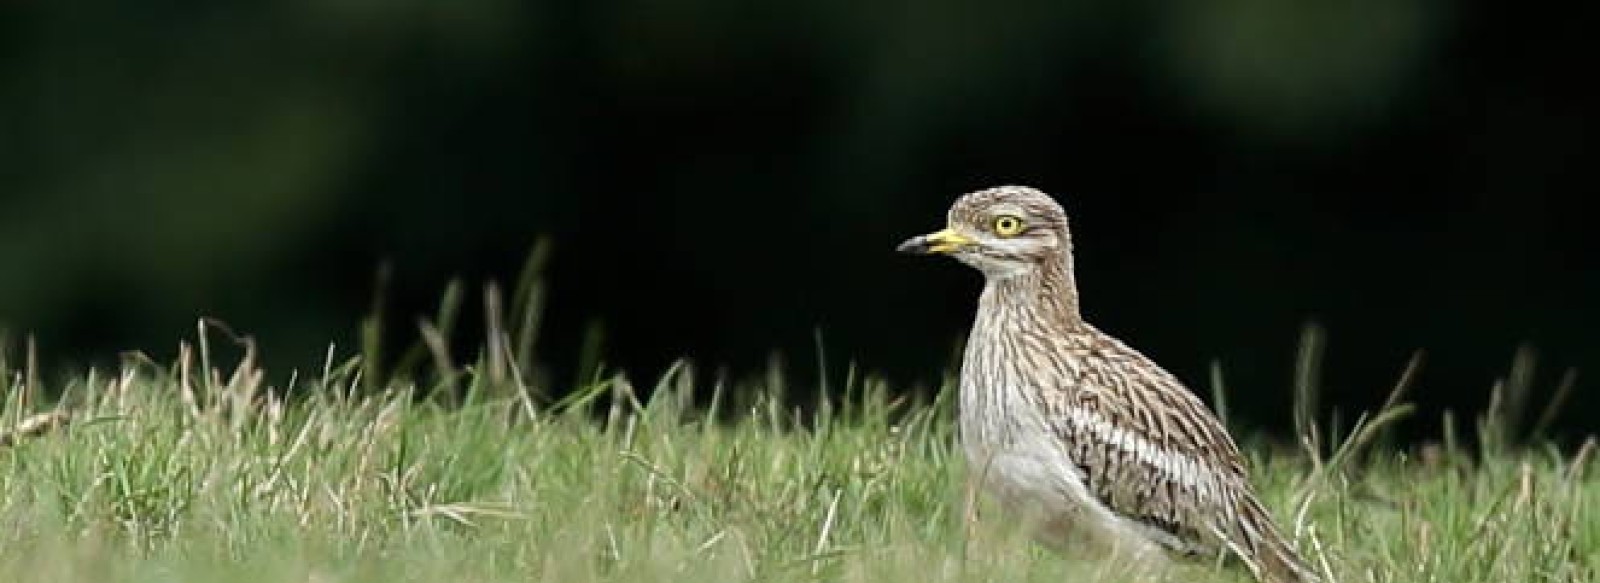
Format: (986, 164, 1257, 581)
(963, 474, 981, 541)
(962, 451, 999, 548)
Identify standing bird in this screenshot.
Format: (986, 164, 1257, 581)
(897, 185, 1321, 583)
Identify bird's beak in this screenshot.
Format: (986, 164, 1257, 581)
(896, 228, 976, 255)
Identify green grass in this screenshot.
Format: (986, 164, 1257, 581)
(0, 330, 1592, 583)
(0, 257, 1594, 582)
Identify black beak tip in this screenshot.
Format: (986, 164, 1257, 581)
(895, 236, 929, 254)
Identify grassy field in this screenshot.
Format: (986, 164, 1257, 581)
(0, 310, 1595, 582)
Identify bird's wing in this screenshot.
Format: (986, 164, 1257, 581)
(1041, 332, 1320, 582)
(1039, 338, 1244, 552)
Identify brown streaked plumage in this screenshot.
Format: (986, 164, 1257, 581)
(897, 185, 1321, 583)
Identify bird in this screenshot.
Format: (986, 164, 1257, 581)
(896, 185, 1322, 583)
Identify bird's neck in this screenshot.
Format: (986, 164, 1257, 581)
(979, 255, 1084, 329)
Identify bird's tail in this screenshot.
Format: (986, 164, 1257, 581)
(1218, 494, 1323, 583)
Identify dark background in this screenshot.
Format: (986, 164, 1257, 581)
(2, 2, 1595, 442)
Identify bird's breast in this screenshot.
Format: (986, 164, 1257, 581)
(956, 323, 1057, 458)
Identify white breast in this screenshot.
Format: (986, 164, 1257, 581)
(957, 344, 1164, 556)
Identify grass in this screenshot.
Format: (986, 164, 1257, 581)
(0, 260, 1595, 582)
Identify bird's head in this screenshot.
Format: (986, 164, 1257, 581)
(896, 185, 1072, 279)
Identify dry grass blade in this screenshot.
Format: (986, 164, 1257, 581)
(1529, 368, 1578, 442)
(483, 282, 509, 387)
(1293, 323, 1326, 468)
(418, 320, 459, 399)
(0, 409, 71, 448)
(510, 238, 552, 386)
(1208, 361, 1231, 432)
(408, 503, 529, 527)
(1568, 436, 1596, 483)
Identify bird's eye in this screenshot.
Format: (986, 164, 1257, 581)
(992, 215, 1025, 236)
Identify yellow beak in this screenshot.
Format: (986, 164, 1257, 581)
(896, 228, 976, 255)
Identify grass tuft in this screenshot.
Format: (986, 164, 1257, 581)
(0, 266, 1594, 583)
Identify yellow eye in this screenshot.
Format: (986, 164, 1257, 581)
(992, 215, 1025, 236)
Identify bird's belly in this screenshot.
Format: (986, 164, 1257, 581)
(966, 433, 1092, 515)
(962, 421, 1156, 554)
(957, 378, 1091, 517)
